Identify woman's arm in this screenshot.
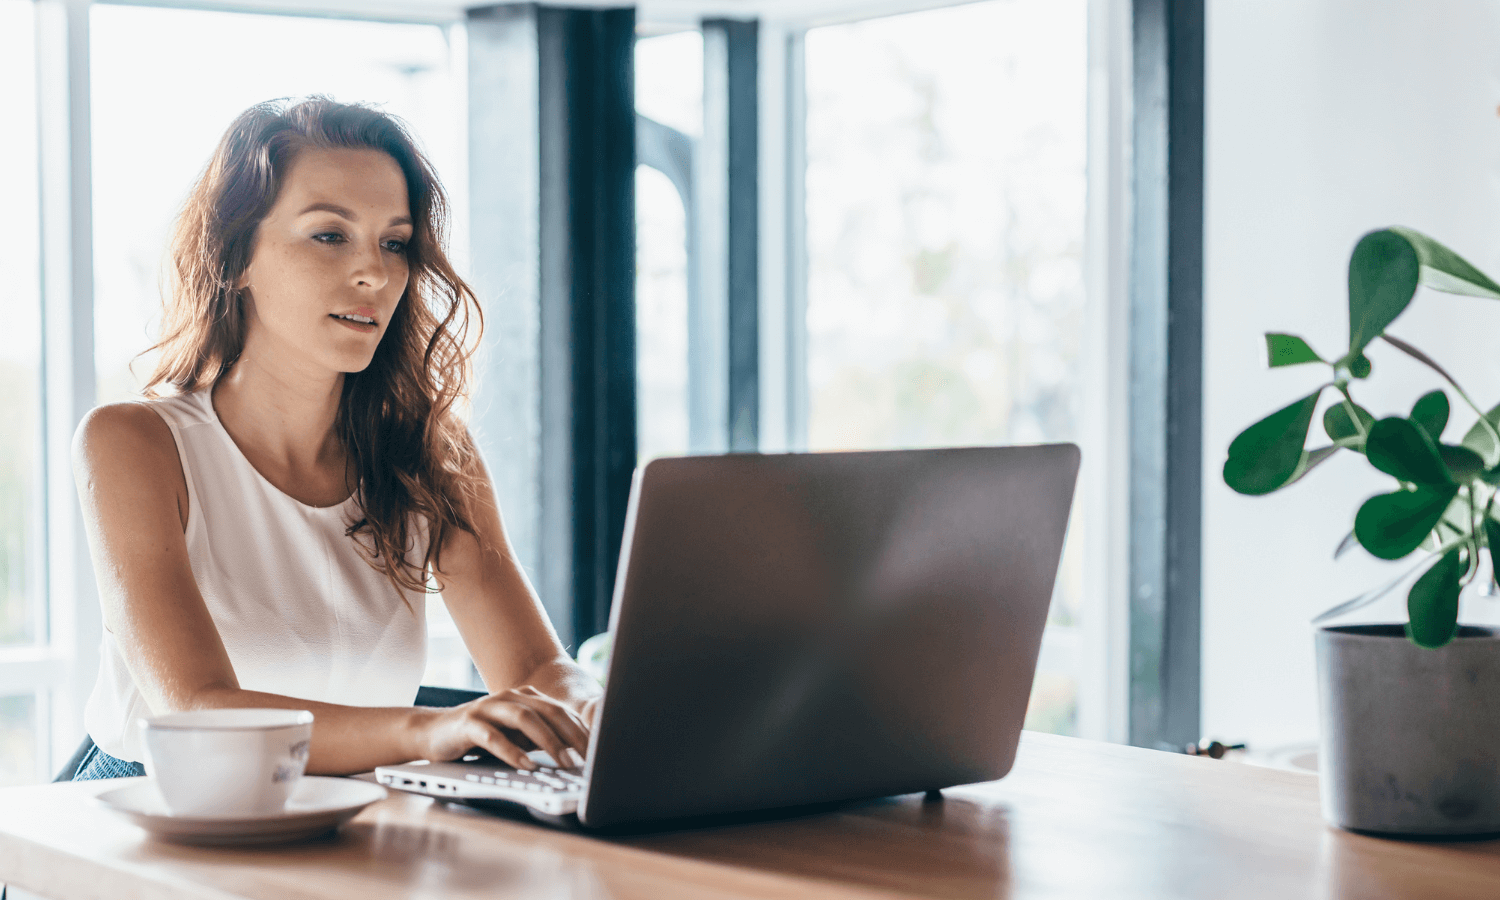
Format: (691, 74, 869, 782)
(432, 446, 606, 738)
(73, 404, 589, 775)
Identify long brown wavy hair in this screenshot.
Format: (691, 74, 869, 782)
(145, 97, 483, 595)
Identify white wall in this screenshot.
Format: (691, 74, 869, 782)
(1203, 0, 1500, 750)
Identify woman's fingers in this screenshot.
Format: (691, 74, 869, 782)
(441, 687, 593, 771)
(479, 699, 576, 770)
(579, 696, 602, 731)
(464, 719, 535, 771)
(496, 690, 591, 759)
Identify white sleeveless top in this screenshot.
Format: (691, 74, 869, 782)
(86, 390, 429, 762)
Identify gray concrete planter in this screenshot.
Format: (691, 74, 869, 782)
(1316, 624, 1500, 836)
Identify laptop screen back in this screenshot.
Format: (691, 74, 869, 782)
(578, 444, 1080, 828)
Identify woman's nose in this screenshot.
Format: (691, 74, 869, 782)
(350, 241, 390, 291)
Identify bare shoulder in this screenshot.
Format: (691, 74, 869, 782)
(452, 424, 491, 479)
(446, 424, 498, 516)
(73, 402, 187, 519)
(73, 401, 178, 471)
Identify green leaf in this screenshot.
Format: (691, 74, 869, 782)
(1348, 352, 1372, 379)
(1439, 445, 1485, 483)
(1324, 401, 1374, 448)
(1410, 390, 1450, 441)
(1348, 230, 1420, 356)
(1389, 227, 1500, 300)
(1365, 417, 1452, 486)
(1406, 547, 1463, 649)
(1284, 445, 1339, 486)
(1420, 492, 1472, 553)
(1354, 485, 1459, 560)
(1265, 333, 1324, 368)
(1461, 402, 1500, 467)
(1223, 390, 1323, 495)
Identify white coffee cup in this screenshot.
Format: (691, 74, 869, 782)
(139, 709, 314, 818)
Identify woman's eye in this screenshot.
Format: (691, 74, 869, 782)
(383, 239, 408, 254)
(313, 232, 345, 244)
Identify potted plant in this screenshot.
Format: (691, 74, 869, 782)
(1224, 227, 1500, 836)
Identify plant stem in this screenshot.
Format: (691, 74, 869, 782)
(1381, 333, 1500, 447)
(1466, 486, 1480, 583)
(1335, 384, 1368, 440)
(1431, 534, 1472, 560)
(1486, 490, 1499, 592)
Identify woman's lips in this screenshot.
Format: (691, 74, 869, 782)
(330, 314, 378, 333)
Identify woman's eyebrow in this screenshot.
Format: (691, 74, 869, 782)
(298, 201, 355, 219)
(297, 202, 412, 227)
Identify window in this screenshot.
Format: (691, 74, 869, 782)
(87, 5, 475, 691)
(635, 31, 703, 463)
(6, 2, 1120, 790)
(0, 0, 49, 785)
(635, 164, 692, 462)
(803, 0, 1090, 734)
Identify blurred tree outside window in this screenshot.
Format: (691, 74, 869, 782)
(805, 0, 1088, 734)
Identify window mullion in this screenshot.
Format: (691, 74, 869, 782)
(0, 650, 69, 696)
(35, 0, 100, 776)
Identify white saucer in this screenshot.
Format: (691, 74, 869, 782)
(95, 776, 387, 846)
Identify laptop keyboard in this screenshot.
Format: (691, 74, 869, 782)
(463, 763, 586, 795)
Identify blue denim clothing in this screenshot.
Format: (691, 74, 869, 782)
(71, 741, 146, 780)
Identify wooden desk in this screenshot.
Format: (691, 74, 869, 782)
(2, 732, 1498, 899)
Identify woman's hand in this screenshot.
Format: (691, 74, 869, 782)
(418, 685, 591, 770)
(578, 695, 603, 735)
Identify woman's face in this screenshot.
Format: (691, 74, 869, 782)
(235, 146, 413, 378)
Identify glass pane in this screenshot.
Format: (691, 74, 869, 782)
(1023, 671, 1078, 735)
(635, 166, 690, 462)
(634, 31, 701, 464)
(90, 5, 474, 684)
(0, 0, 44, 649)
(636, 30, 703, 138)
(0, 694, 40, 786)
(423, 596, 477, 690)
(805, 0, 1087, 734)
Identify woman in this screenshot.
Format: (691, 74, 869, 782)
(71, 97, 601, 780)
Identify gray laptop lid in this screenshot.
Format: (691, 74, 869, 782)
(577, 444, 1080, 828)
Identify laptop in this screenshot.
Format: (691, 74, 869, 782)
(377, 444, 1080, 828)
